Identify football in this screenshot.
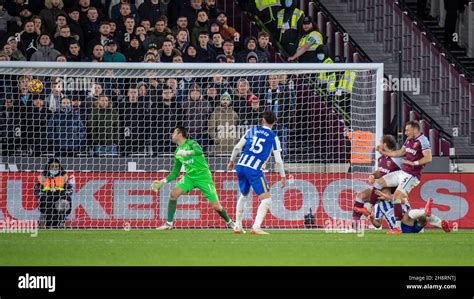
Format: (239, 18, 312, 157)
(27, 79, 44, 94)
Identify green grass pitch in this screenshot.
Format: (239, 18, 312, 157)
(1, 230, 473, 266)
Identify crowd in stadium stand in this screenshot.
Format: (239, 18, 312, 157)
(0, 0, 333, 157)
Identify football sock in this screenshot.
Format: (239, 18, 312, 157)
(408, 208, 426, 220)
(236, 194, 248, 228)
(353, 199, 364, 220)
(253, 197, 272, 229)
(167, 199, 178, 223)
(427, 215, 442, 228)
(217, 208, 231, 223)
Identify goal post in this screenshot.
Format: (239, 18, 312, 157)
(0, 62, 384, 229)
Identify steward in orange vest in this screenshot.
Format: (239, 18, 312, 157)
(34, 158, 74, 229)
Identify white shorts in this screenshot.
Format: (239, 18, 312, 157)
(382, 170, 420, 195)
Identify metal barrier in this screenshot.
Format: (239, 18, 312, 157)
(354, 0, 474, 144)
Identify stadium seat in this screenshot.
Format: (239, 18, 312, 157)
(326, 22, 336, 58)
(409, 110, 421, 121)
(402, 101, 411, 126)
(440, 138, 451, 156)
(390, 92, 397, 122)
(344, 42, 354, 63)
(383, 90, 391, 129)
(334, 32, 344, 59)
(420, 119, 431, 137)
(429, 129, 440, 156)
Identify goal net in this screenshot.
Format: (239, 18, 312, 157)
(0, 62, 383, 229)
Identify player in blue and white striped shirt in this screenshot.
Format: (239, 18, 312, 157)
(228, 111, 286, 235)
(367, 190, 452, 233)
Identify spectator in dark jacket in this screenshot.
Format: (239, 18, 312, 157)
(30, 33, 62, 61)
(88, 95, 119, 155)
(237, 36, 267, 62)
(190, 10, 209, 46)
(28, 96, 51, 156)
(39, 0, 66, 36)
(0, 3, 21, 39)
(123, 36, 145, 62)
(18, 20, 38, 60)
(118, 86, 150, 155)
(182, 83, 211, 151)
(66, 6, 84, 48)
(196, 31, 215, 62)
(65, 40, 87, 61)
(149, 86, 183, 154)
(47, 97, 86, 155)
(138, 0, 163, 27)
(54, 25, 77, 54)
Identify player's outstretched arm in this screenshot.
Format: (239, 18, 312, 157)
(151, 157, 183, 192)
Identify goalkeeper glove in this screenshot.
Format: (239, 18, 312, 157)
(151, 179, 167, 192)
(176, 149, 193, 157)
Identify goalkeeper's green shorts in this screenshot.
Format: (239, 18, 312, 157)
(175, 175, 219, 202)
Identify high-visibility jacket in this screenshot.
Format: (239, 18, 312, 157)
(347, 130, 373, 164)
(318, 57, 337, 91)
(277, 8, 304, 30)
(255, 0, 280, 22)
(255, 0, 280, 11)
(337, 70, 357, 92)
(37, 175, 68, 192)
(297, 30, 324, 50)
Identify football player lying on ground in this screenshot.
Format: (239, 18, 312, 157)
(352, 135, 401, 221)
(364, 190, 452, 233)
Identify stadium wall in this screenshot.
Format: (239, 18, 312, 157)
(1, 172, 473, 228)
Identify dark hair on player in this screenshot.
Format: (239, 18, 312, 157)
(175, 125, 187, 138)
(382, 134, 397, 150)
(262, 110, 277, 125)
(405, 120, 420, 131)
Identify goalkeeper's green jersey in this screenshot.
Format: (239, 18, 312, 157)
(165, 139, 212, 182)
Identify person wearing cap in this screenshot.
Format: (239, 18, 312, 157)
(3, 38, 26, 61)
(208, 91, 240, 155)
(236, 36, 267, 62)
(215, 53, 227, 63)
(246, 51, 258, 63)
(288, 16, 323, 62)
(30, 33, 62, 61)
(104, 39, 126, 62)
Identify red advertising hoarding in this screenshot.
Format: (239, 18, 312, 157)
(1, 172, 473, 228)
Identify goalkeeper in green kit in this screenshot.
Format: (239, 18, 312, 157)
(151, 126, 236, 230)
